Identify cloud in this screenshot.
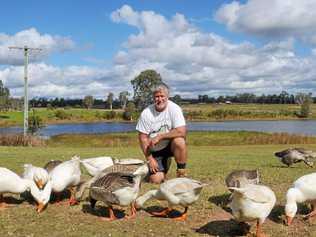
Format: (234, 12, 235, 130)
(110, 5, 316, 97)
(0, 28, 75, 65)
(215, 0, 316, 43)
(1, 4, 316, 99)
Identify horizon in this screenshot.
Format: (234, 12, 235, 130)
(1, 0, 316, 99)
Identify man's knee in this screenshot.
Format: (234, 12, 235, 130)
(149, 173, 165, 184)
(171, 137, 186, 150)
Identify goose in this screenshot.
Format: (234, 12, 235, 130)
(114, 158, 144, 165)
(285, 172, 316, 225)
(275, 148, 315, 167)
(89, 163, 149, 221)
(22, 164, 50, 189)
(0, 167, 50, 212)
(80, 156, 114, 177)
(43, 160, 62, 173)
(136, 177, 208, 221)
(229, 184, 276, 237)
(75, 162, 145, 201)
(225, 169, 259, 189)
(50, 156, 81, 205)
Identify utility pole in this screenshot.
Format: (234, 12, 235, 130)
(9, 46, 42, 136)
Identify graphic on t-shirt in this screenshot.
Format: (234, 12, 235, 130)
(149, 124, 170, 152)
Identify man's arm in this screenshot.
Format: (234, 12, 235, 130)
(150, 126, 186, 146)
(138, 132, 159, 173)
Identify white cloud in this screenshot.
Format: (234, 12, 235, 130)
(1, 5, 316, 99)
(0, 28, 75, 65)
(215, 0, 316, 43)
(109, 5, 316, 97)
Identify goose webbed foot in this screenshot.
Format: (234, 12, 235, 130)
(0, 202, 9, 209)
(171, 207, 188, 221)
(125, 202, 137, 219)
(151, 207, 172, 217)
(99, 207, 117, 221)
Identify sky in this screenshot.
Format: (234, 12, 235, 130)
(1, 0, 316, 99)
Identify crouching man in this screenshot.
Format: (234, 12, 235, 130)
(136, 83, 187, 184)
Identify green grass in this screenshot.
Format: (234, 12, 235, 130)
(1, 103, 316, 127)
(1, 134, 316, 236)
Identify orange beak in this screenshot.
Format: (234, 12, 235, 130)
(36, 180, 44, 190)
(37, 202, 46, 213)
(286, 216, 293, 226)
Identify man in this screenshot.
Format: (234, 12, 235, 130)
(136, 83, 187, 184)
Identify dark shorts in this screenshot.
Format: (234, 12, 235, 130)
(150, 142, 173, 175)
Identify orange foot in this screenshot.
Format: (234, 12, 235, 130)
(151, 208, 172, 217)
(172, 213, 187, 221)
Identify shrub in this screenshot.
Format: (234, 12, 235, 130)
(122, 111, 132, 120)
(28, 113, 44, 135)
(55, 110, 71, 119)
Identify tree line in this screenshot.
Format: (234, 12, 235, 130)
(0, 70, 315, 112)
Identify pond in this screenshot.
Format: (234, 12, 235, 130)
(1, 120, 316, 137)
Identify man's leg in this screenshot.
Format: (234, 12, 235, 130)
(171, 137, 187, 177)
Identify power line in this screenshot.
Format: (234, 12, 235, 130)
(8, 46, 42, 136)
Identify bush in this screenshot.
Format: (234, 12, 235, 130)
(28, 114, 44, 135)
(46, 103, 54, 110)
(104, 111, 116, 120)
(122, 111, 132, 120)
(55, 110, 71, 119)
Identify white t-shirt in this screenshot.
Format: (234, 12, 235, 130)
(136, 100, 186, 151)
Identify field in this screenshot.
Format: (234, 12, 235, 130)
(1, 132, 316, 236)
(1, 103, 316, 127)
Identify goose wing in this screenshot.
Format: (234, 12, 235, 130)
(230, 184, 273, 203)
(90, 172, 135, 204)
(162, 178, 206, 195)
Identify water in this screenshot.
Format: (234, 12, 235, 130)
(0, 120, 315, 137)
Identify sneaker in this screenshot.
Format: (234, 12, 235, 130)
(176, 169, 187, 177)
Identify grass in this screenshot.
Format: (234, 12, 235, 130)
(1, 133, 316, 236)
(1, 103, 316, 127)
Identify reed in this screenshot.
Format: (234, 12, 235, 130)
(0, 134, 46, 146)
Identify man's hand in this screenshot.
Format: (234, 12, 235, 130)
(149, 134, 161, 147)
(148, 156, 159, 174)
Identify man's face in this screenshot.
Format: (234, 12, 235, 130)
(154, 90, 168, 112)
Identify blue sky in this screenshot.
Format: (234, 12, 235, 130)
(1, 0, 316, 99)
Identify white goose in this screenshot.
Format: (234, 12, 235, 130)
(80, 156, 114, 176)
(22, 164, 50, 189)
(229, 184, 276, 237)
(285, 172, 316, 225)
(50, 156, 81, 205)
(0, 167, 50, 212)
(136, 177, 208, 221)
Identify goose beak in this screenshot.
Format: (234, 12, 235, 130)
(37, 202, 46, 213)
(36, 180, 44, 190)
(286, 215, 293, 226)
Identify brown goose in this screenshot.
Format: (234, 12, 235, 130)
(76, 162, 145, 201)
(275, 148, 315, 167)
(89, 163, 148, 221)
(225, 169, 259, 190)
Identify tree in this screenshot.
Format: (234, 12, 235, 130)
(107, 92, 114, 110)
(131, 69, 163, 111)
(171, 94, 182, 104)
(28, 109, 44, 135)
(295, 92, 313, 118)
(83, 95, 94, 109)
(123, 102, 136, 121)
(119, 91, 130, 110)
(0, 80, 10, 111)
